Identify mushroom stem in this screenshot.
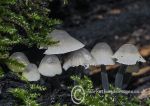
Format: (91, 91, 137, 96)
(73, 66, 83, 86)
(115, 64, 127, 88)
(78, 66, 84, 78)
(101, 65, 109, 91)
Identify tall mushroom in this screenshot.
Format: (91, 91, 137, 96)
(63, 48, 97, 75)
(22, 63, 40, 81)
(41, 29, 85, 55)
(112, 44, 146, 88)
(8, 52, 30, 72)
(91, 42, 115, 90)
(38, 55, 62, 77)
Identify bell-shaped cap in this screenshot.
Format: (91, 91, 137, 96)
(38, 55, 62, 77)
(63, 48, 97, 70)
(8, 52, 30, 72)
(91, 42, 115, 65)
(10, 52, 30, 65)
(22, 63, 40, 81)
(43, 30, 85, 54)
(112, 44, 146, 65)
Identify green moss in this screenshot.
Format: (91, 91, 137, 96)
(6, 58, 26, 73)
(0, 66, 4, 78)
(9, 84, 46, 106)
(146, 98, 150, 106)
(0, 0, 60, 74)
(71, 76, 141, 106)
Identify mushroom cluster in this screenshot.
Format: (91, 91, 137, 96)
(39, 29, 87, 78)
(7, 30, 87, 82)
(8, 52, 40, 81)
(112, 44, 146, 88)
(7, 29, 146, 90)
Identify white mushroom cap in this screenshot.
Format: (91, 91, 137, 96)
(91, 42, 115, 65)
(38, 55, 62, 77)
(22, 64, 40, 81)
(10, 52, 30, 65)
(112, 44, 146, 65)
(43, 30, 85, 54)
(8, 52, 30, 72)
(63, 48, 97, 70)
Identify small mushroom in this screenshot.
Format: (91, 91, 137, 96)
(8, 52, 30, 72)
(91, 42, 115, 90)
(112, 44, 146, 88)
(42, 29, 85, 55)
(63, 48, 97, 75)
(38, 55, 62, 77)
(22, 63, 40, 81)
(63, 48, 96, 70)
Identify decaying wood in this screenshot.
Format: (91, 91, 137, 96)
(89, 65, 119, 75)
(140, 45, 150, 57)
(138, 88, 150, 99)
(132, 66, 150, 76)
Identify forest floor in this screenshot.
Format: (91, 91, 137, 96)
(50, 0, 150, 100)
(0, 0, 150, 105)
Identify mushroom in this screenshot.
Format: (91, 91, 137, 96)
(63, 48, 97, 75)
(22, 63, 40, 81)
(112, 44, 146, 88)
(38, 55, 62, 77)
(8, 52, 30, 72)
(40, 29, 85, 78)
(41, 29, 85, 55)
(91, 42, 115, 90)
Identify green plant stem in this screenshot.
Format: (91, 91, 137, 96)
(101, 65, 109, 91)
